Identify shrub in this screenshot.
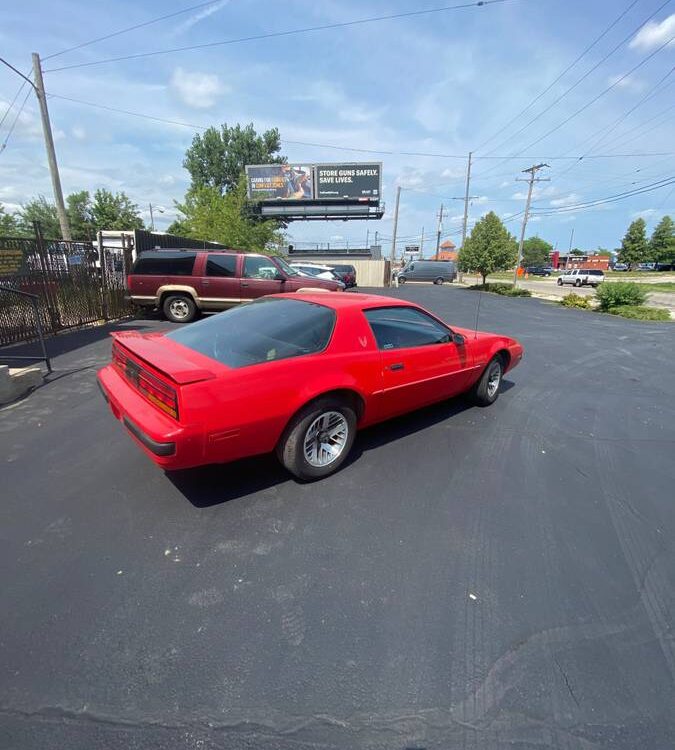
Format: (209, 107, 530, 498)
(560, 293, 591, 309)
(607, 305, 670, 321)
(467, 283, 531, 297)
(595, 281, 647, 311)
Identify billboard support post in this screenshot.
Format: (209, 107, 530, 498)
(390, 186, 401, 261)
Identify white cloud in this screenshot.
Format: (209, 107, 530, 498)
(550, 193, 581, 207)
(608, 74, 646, 92)
(629, 14, 675, 51)
(500, 181, 512, 188)
(72, 126, 86, 140)
(292, 82, 384, 124)
(174, 0, 230, 35)
(170, 68, 227, 109)
(159, 174, 176, 186)
(631, 208, 658, 219)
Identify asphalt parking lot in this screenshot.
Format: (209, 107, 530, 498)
(2, 286, 674, 750)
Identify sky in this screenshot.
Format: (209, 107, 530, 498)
(1, 0, 674, 256)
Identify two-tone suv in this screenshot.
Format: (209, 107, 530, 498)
(557, 268, 605, 288)
(128, 250, 342, 323)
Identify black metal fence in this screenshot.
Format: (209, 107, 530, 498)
(0, 228, 134, 348)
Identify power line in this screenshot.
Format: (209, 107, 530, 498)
(472, 0, 673, 178)
(0, 87, 32, 154)
(475, 0, 640, 152)
(555, 65, 675, 179)
(519, 35, 675, 153)
(42, 1, 227, 61)
(0, 80, 27, 131)
(42, 90, 675, 160)
(531, 176, 675, 215)
(44, 0, 517, 72)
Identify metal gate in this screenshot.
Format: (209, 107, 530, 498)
(0, 228, 134, 347)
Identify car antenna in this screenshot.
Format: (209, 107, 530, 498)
(473, 286, 483, 339)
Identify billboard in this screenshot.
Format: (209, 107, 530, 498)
(246, 164, 314, 200)
(315, 163, 381, 200)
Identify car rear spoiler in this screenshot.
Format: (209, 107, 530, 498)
(111, 331, 217, 385)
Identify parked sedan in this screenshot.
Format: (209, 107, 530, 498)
(98, 293, 523, 480)
(290, 263, 345, 286)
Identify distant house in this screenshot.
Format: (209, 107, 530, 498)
(432, 239, 458, 262)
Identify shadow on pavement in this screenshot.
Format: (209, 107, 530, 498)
(168, 382, 515, 508)
(0, 318, 164, 366)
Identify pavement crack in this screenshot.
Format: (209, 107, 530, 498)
(553, 657, 580, 709)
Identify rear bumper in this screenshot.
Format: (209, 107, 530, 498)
(97, 365, 202, 469)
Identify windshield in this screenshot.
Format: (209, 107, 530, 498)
(166, 298, 335, 368)
(273, 256, 301, 276)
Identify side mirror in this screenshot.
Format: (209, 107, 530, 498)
(275, 272, 286, 282)
(453, 332, 465, 346)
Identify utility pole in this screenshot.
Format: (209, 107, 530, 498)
(420, 226, 425, 259)
(149, 203, 155, 231)
(513, 163, 550, 287)
(435, 203, 444, 257)
(365, 227, 369, 250)
(459, 151, 473, 282)
(566, 228, 574, 269)
(32, 53, 71, 240)
(390, 185, 401, 261)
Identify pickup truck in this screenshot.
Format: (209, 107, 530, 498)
(557, 269, 605, 288)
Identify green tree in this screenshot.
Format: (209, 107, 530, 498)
(521, 235, 552, 267)
(0, 203, 20, 235)
(618, 218, 649, 268)
(649, 215, 674, 263)
(594, 247, 612, 257)
(90, 189, 144, 231)
(570, 248, 584, 256)
(66, 190, 95, 240)
(172, 176, 283, 251)
(458, 211, 518, 285)
(183, 123, 284, 194)
(18, 196, 61, 238)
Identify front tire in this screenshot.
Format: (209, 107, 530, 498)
(574, 279, 581, 287)
(471, 357, 503, 406)
(398, 276, 406, 285)
(163, 294, 197, 324)
(277, 398, 357, 480)
(434, 277, 444, 285)
(557, 278, 563, 286)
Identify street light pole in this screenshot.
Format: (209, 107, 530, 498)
(149, 203, 155, 231)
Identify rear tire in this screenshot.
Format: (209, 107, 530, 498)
(277, 397, 357, 481)
(471, 357, 503, 406)
(434, 277, 444, 285)
(163, 294, 197, 324)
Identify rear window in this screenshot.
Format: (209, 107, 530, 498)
(132, 252, 196, 276)
(165, 298, 336, 368)
(587, 270, 604, 276)
(331, 265, 355, 273)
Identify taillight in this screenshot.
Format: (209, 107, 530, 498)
(112, 342, 179, 419)
(112, 343, 126, 371)
(137, 371, 179, 420)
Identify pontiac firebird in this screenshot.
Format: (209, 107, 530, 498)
(97, 293, 523, 480)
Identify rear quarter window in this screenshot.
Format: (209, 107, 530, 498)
(132, 252, 197, 276)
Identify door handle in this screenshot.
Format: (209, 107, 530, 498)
(389, 363, 405, 371)
(202, 280, 210, 286)
(241, 282, 250, 287)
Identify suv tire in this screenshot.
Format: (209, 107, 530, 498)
(557, 278, 563, 286)
(163, 294, 197, 324)
(574, 279, 581, 287)
(277, 397, 357, 481)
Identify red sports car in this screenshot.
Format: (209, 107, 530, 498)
(97, 293, 523, 480)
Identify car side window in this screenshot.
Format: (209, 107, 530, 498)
(206, 254, 236, 277)
(244, 256, 280, 280)
(364, 307, 451, 350)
